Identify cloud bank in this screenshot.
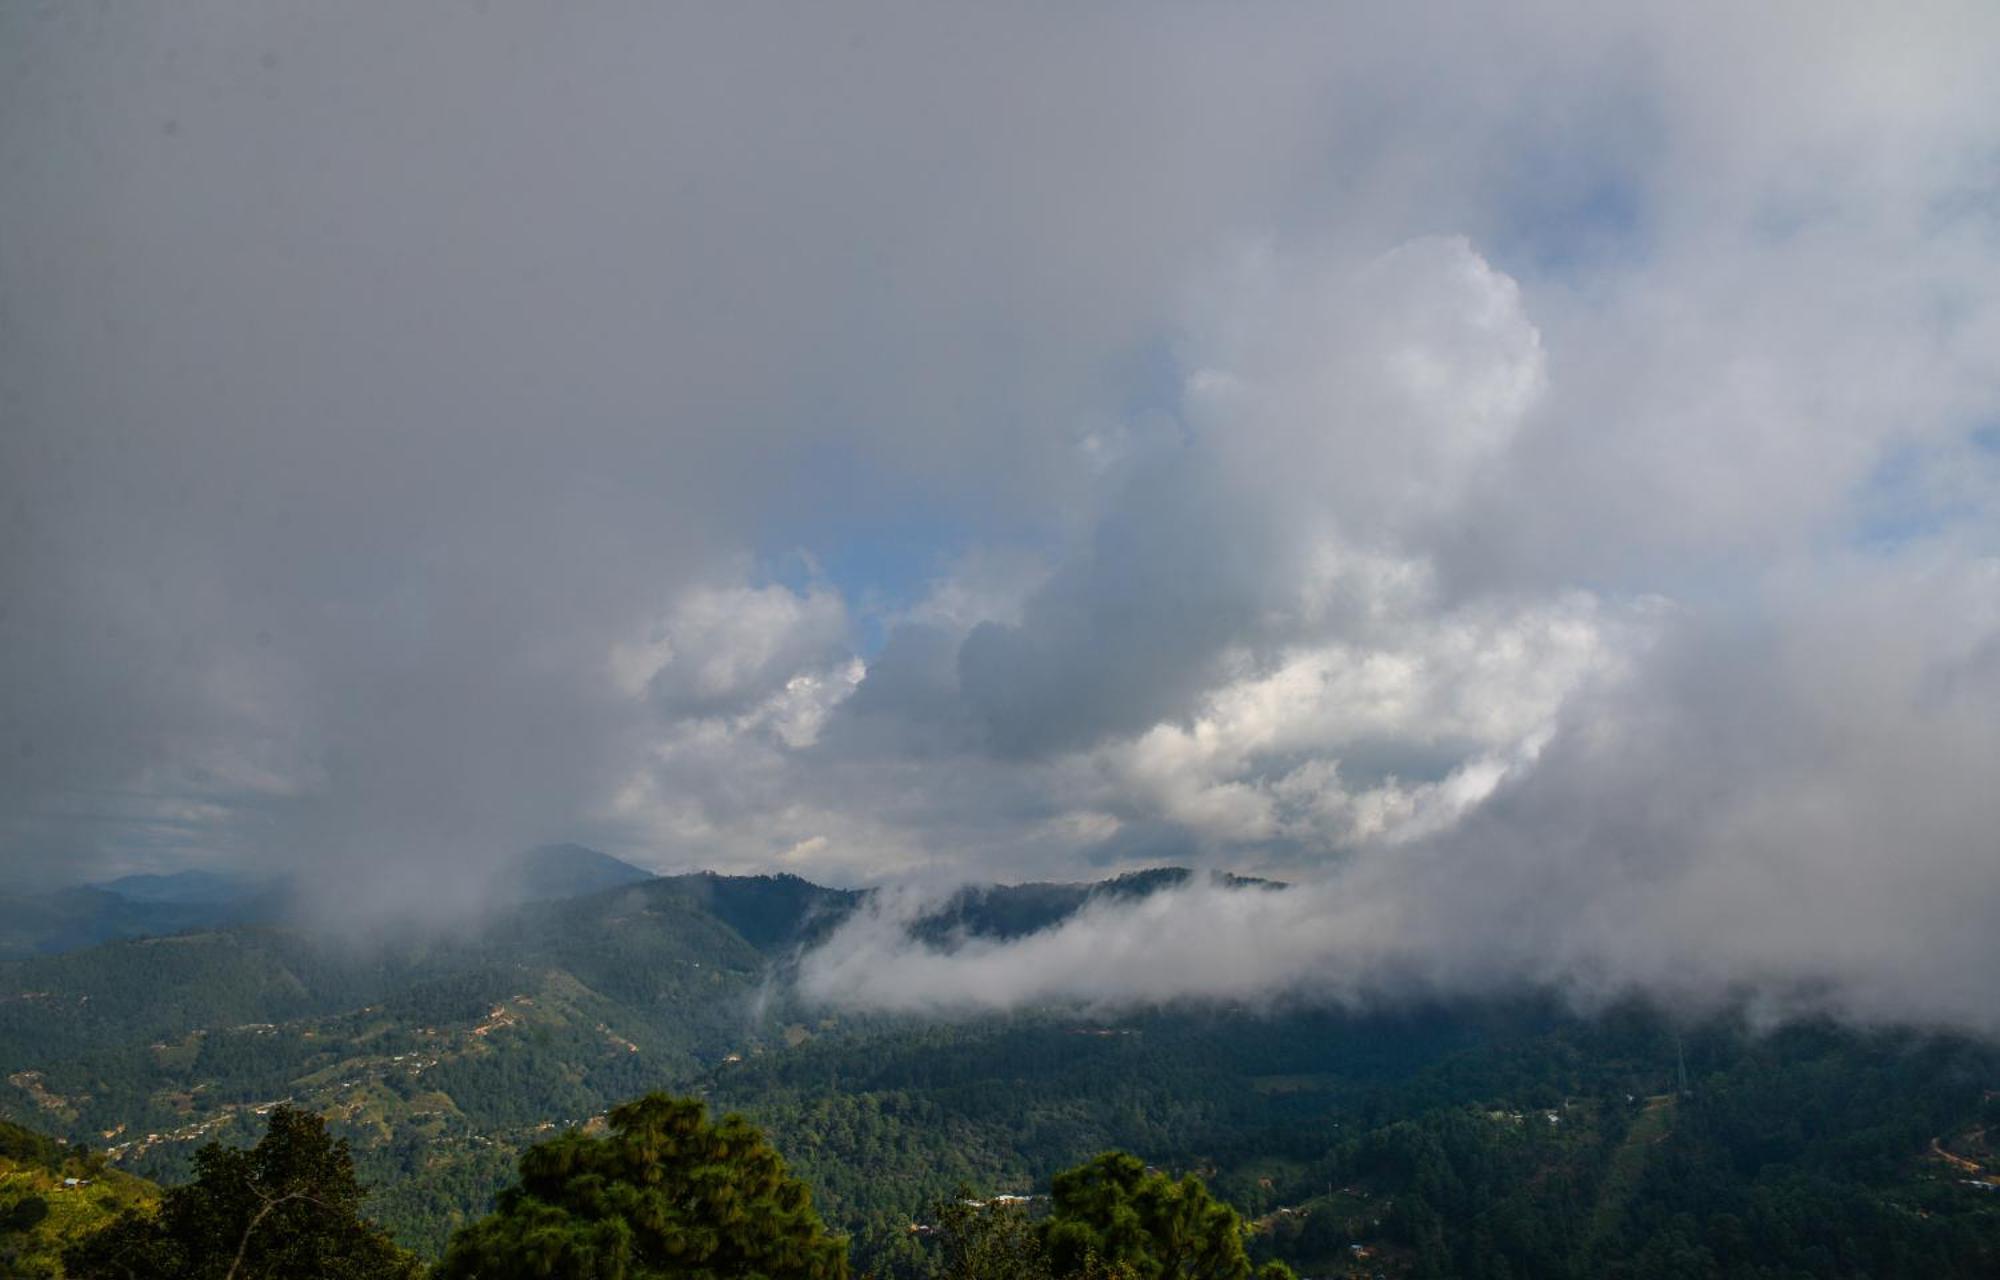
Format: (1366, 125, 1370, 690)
(4, 3, 1999, 1026)
(801, 556, 2000, 1033)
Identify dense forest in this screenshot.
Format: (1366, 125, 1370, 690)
(705, 1004, 2000, 1278)
(2, 865, 1997, 1277)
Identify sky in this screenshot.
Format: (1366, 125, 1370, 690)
(4, 4, 2000, 1027)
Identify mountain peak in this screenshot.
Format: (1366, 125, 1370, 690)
(503, 845, 655, 903)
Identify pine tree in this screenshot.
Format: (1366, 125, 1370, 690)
(434, 1092, 848, 1280)
(1039, 1154, 1285, 1280)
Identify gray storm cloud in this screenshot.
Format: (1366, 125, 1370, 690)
(4, 2, 2000, 1028)
(3, 0, 1331, 899)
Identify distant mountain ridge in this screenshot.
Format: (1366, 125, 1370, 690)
(0, 845, 1242, 962)
(907, 866, 1282, 945)
(0, 860, 1235, 1060)
(0, 861, 1240, 1065)
(0, 885, 274, 962)
(0, 844, 662, 960)
(500, 844, 655, 903)
(91, 869, 268, 905)
(0, 857, 1246, 1254)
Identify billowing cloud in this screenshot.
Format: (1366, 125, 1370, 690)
(801, 557, 2000, 1033)
(954, 236, 1550, 758)
(614, 582, 851, 719)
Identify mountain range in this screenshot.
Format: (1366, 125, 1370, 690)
(1, 850, 1995, 1277)
(0, 845, 670, 961)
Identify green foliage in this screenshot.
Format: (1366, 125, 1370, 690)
(0, 1119, 72, 1169)
(928, 1190, 1054, 1280)
(918, 1155, 1291, 1280)
(0, 1119, 158, 1280)
(434, 1092, 848, 1280)
(62, 1105, 418, 1280)
(1042, 1153, 1251, 1280)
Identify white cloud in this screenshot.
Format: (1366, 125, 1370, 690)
(1183, 236, 1547, 540)
(1080, 585, 1626, 851)
(800, 559, 2000, 1033)
(613, 583, 851, 717)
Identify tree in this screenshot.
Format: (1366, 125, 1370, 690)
(434, 1092, 848, 1280)
(64, 1106, 418, 1280)
(1039, 1154, 1288, 1280)
(929, 1190, 1054, 1280)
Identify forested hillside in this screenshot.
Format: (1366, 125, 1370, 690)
(705, 1003, 2000, 1278)
(1, 867, 1996, 1276)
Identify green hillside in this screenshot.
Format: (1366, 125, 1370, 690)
(0, 872, 847, 1253)
(2, 869, 1997, 1276)
(0, 1119, 158, 1279)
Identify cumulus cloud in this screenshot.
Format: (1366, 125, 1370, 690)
(801, 557, 2000, 1033)
(613, 582, 851, 719)
(951, 236, 1551, 758)
(594, 234, 1610, 885)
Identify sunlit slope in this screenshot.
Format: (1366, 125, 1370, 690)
(0, 1119, 158, 1279)
(0, 872, 857, 1253)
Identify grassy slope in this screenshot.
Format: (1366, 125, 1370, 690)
(1582, 1092, 1674, 1261)
(0, 1122, 157, 1279)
